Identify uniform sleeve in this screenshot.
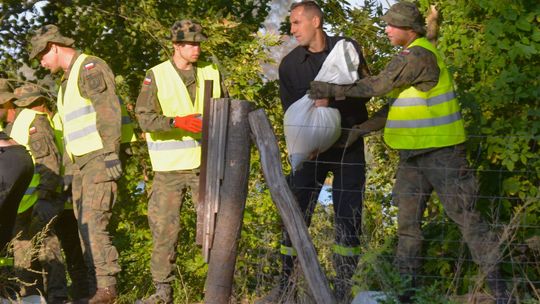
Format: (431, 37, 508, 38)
(135, 71, 174, 132)
(344, 47, 440, 98)
(29, 116, 61, 200)
(78, 56, 122, 155)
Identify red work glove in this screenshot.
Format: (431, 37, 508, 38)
(173, 114, 202, 133)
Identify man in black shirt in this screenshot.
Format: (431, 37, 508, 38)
(0, 79, 34, 252)
(259, 1, 371, 303)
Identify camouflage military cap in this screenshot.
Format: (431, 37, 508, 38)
(170, 20, 207, 42)
(382, 2, 426, 35)
(0, 79, 16, 105)
(29, 24, 75, 60)
(13, 84, 47, 107)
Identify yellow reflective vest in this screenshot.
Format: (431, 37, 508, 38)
(384, 37, 466, 149)
(146, 61, 220, 171)
(10, 109, 46, 213)
(57, 53, 104, 158)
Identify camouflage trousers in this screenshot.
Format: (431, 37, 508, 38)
(13, 208, 68, 302)
(393, 144, 501, 277)
(148, 170, 199, 283)
(72, 155, 120, 289)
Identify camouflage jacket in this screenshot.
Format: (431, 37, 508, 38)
(8, 112, 61, 200)
(348, 44, 442, 158)
(61, 52, 121, 167)
(346, 45, 440, 98)
(28, 114, 61, 200)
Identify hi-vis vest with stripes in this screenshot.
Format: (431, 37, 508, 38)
(146, 61, 220, 171)
(57, 53, 104, 158)
(10, 109, 45, 213)
(384, 37, 466, 149)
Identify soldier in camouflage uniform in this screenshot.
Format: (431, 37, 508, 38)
(29, 25, 122, 304)
(310, 2, 510, 303)
(8, 84, 68, 303)
(135, 20, 223, 304)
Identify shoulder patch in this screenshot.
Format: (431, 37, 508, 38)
(143, 77, 152, 85)
(84, 62, 96, 70)
(400, 49, 411, 55)
(29, 126, 37, 135)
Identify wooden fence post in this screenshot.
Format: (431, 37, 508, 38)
(204, 100, 252, 304)
(248, 109, 337, 304)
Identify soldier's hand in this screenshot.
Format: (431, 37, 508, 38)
(32, 200, 58, 224)
(336, 125, 370, 148)
(310, 81, 351, 100)
(309, 81, 335, 99)
(173, 114, 202, 133)
(104, 153, 123, 181)
(314, 98, 329, 107)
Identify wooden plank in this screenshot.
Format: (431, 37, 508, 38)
(204, 100, 252, 304)
(205, 99, 228, 255)
(202, 98, 229, 262)
(197, 80, 214, 246)
(203, 98, 219, 261)
(248, 109, 337, 304)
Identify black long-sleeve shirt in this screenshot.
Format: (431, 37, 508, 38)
(278, 34, 371, 129)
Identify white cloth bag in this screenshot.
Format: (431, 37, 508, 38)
(284, 39, 360, 171)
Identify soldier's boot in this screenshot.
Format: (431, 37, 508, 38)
(88, 285, 117, 304)
(255, 254, 296, 304)
(486, 270, 512, 304)
(333, 254, 360, 304)
(137, 283, 173, 304)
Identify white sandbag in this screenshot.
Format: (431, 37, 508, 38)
(284, 95, 341, 171)
(314, 39, 359, 84)
(284, 39, 360, 171)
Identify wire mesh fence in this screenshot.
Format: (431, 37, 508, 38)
(1, 125, 538, 304)
(253, 124, 539, 303)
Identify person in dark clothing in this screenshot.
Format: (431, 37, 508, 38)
(0, 134, 34, 251)
(0, 79, 34, 252)
(257, 1, 370, 303)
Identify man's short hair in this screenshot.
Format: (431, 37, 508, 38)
(290, 0, 324, 25)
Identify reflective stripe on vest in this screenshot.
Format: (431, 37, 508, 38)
(280, 245, 297, 256)
(333, 244, 361, 257)
(384, 37, 466, 149)
(10, 109, 43, 213)
(119, 98, 136, 144)
(146, 61, 220, 171)
(57, 53, 104, 157)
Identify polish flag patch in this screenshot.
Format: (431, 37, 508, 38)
(84, 62, 96, 70)
(29, 127, 37, 135)
(143, 77, 152, 85)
